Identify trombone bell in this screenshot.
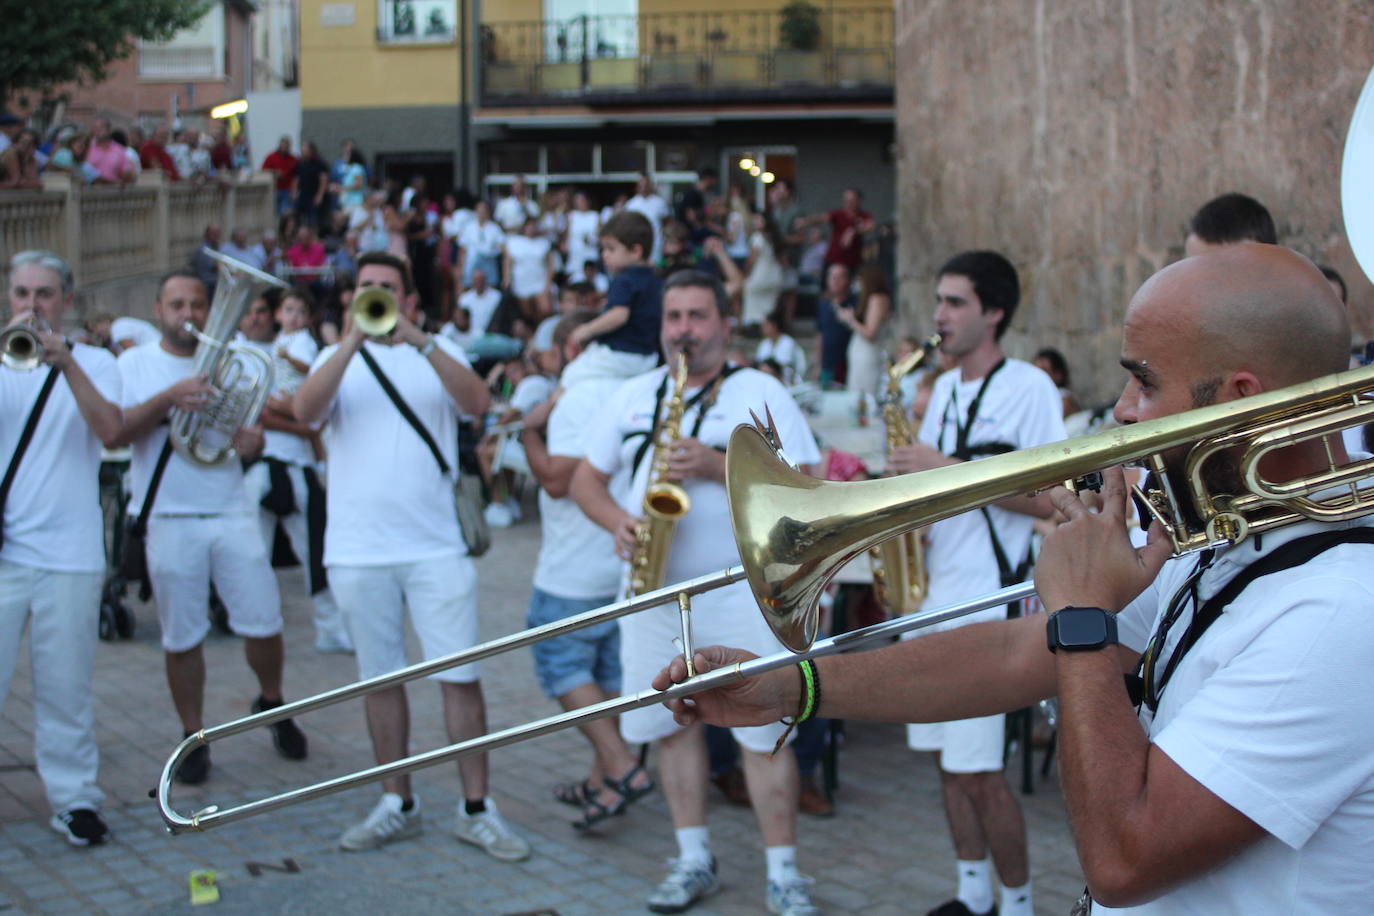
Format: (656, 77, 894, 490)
(352, 288, 399, 337)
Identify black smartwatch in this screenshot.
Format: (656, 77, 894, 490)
(1046, 606, 1118, 653)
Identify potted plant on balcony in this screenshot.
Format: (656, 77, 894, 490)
(775, 0, 824, 85)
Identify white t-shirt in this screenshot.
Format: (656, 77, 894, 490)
(534, 378, 625, 598)
(625, 193, 671, 262)
(111, 316, 160, 349)
(459, 287, 503, 334)
(312, 337, 471, 565)
(755, 334, 806, 385)
(0, 346, 120, 572)
(566, 209, 602, 274)
(459, 220, 506, 260)
(1097, 518, 1374, 915)
(585, 365, 820, 584)
(442, 208, 475, 241)
(510, 374, 556, 415)
(438, 321, 476, 351)
(263, 329, 319, 466)
(916, 358, 1065, 615)
(118, 343, 252, 516)
(505, 235, 552, 298)
(494, 195, 539, 232)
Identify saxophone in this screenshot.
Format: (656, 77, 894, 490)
(628, 350, 693, 597)
(870, 333, 942, 616)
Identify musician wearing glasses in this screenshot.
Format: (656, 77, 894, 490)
(1, 251, 122, 847)
(658, 244, 1374, 913)
(883, 251, 1066, 916)
(293, 252, 531, 862)
(572, 270, 822, 916)
(112, 269, 307, 785)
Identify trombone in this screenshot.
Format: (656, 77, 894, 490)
(351, 287, 399, 337)
(157, 360, 1374, 834)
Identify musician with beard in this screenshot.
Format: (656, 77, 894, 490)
(572, 270, 823, 915)
(656, 244, 1374, 914)
(113, 270, 306, 785)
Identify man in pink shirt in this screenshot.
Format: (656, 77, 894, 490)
(85, 119, 133, 185)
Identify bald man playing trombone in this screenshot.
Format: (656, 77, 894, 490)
(656, 244, 1374, 914)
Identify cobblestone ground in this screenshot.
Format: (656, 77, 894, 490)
(1, 512, 1084, 915)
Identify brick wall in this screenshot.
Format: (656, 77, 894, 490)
(894, 0, 1374, 405)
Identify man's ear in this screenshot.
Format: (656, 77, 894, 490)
(405, 290, 421, 317)
(983, 307, 1004, 335)
(1229, 370, 1265, 399)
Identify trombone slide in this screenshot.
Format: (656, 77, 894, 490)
(157, 578, 1034, 834)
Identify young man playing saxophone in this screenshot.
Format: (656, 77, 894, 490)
(572, 269, 823, 915)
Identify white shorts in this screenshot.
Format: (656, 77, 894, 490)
(902, 602, 1008, 773)
(495, 436, 530, 475)
(329, 554, 480, 683)
(559, 342, 658, 390)
(618, 578, 790, 754)
(147, 514, 283, 653)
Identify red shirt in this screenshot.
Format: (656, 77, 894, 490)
(824, 207, 871, 267)
(262, 150, 298, 191)
(286, 241, 326, 270)
(210, 142, 233, 171)
(139, 141, 180, 181)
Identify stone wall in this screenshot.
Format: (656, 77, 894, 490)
(893, 0, 1374, 406)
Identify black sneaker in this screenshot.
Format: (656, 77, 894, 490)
(253, 696, 308, 760)
(50, 808, 110, 847)
(928, 901, 997, 916)
(175, 741, 212, 784)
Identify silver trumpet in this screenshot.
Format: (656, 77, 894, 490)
(0, 320, 50, 371)
(169, 250, 286, 466)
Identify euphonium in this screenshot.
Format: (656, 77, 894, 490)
(169, 250, 285, 466)
(628, 350, 692, 596)
(870, 334, 941, 616)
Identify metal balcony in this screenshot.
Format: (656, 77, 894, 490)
(479, 7, 893, 107)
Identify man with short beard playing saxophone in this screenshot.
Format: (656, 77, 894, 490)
(572, 269, 823, 916)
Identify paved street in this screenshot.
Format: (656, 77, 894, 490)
(1, 512, 1084, 915)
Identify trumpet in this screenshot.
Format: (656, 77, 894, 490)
(351, 287, 398, 337)
(156, 359, 1374, 834)
(0, 320, 50, 372)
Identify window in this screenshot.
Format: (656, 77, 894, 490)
(546, 143, 594, 173)
(600, 141, 648, 173)
(139, 7, 224, 79)
(378, 0, 456, 43)
(486, 144, 541, 175)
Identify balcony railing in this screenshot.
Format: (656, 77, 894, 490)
(480, 8, 893, 106)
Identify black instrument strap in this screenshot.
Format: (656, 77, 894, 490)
(1135, 528, 1374, 711)
(133, 439, 175, 538)
(629, 363, 739, 476)
(0, 367, 61, 550)
(938, 357, 1006, 459)
(359, 345, 450, 476)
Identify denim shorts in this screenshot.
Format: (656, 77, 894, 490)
(527, 587, 620, 698)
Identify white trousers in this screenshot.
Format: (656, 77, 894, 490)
(244, 460, 349, 645)
(0, 560, 104, 813)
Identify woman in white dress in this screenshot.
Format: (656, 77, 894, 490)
(503, 216, 555, 323)
(840, 263, 894, 397)
(742, 211, 786, 328)
(564, 189, 602, 278)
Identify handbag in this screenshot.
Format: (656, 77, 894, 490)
(359, 346, 491, 557)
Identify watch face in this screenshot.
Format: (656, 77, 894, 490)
(1057, 609, 1110, 647)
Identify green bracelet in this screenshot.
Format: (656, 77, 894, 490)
(769, 659, 820, 758)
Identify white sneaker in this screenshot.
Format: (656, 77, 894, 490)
(454, 798, 530, 861)
(484, 502, 514, 528)
(504, 496, 523, 522)
(767, 874, 821, 916)
(339, 793, 422, 851)
(648, 857, 720, 913)
(314, 631, 354, 654)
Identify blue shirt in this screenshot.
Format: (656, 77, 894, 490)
(599, 265, 662, 355)
(815, 293, 855, 377)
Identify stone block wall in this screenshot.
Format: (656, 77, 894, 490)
(894, 0, 1374, 406)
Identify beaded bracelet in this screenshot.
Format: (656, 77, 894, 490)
(769, 659, 821, 758)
